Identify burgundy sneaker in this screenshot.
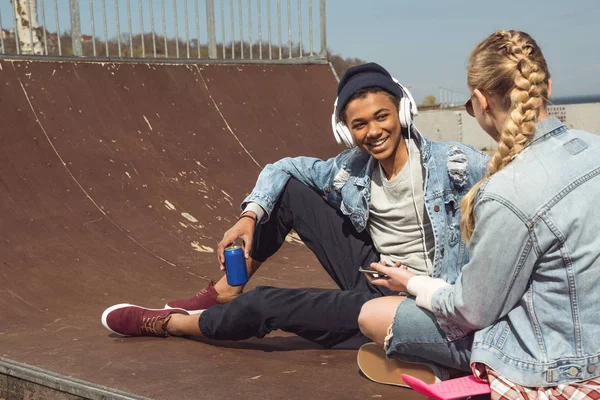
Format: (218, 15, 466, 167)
(164, 281, 240, 314)
(101, 304, 189, 337)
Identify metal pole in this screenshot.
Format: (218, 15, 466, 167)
(267, 0, 271, 59)
(149, 0, 156, 57)
(229, 0, 234, 59)
(174, 0, 179, 58)
(11, 0, 20, 54)
(127, 0, 133, 57)
(184, 0, 190, 58)
(238, 0, 243, 59)
(308, 0, 312, 56)
(138, 0, 145, 57)
(195, 0, 200, 57)
(161, 0, 168, 57)
(54, 0, 61, 55)
(287, 0, 291, 58)
(0, 9, 4, 54)
(248, 0, 252, 59)
(69, 0, 82, 56)
(297, 0, 301, 57)
(319, 0, 325, 57)
(89, 0, 96, 56)
(27, 0, 35, 54)
(220, 0, 225, 58)
(115, 0, 122, 57)
(277, 0, 281, 59)
(257, 0, 262, 59)
(40, 0, 48, 54)
(102, 0, 108, 56)
(205, 0, 217, 58)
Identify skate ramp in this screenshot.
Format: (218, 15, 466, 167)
(0, 59, 424, 399)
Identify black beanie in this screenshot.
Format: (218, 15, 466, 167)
(336, 62, 403, 119)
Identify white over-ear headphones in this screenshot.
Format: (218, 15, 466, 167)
(331, 78, 419, 148)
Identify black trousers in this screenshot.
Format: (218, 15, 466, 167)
(199, 178, 394, 348)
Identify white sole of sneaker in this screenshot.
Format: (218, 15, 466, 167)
(163, 304, 205, 315)
(101, 303, 189, 336)
(357, 342, 437, 388)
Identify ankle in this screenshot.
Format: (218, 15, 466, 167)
(214, 280, 242, 296)
(248, 258, 262, 275)
(165, 312, 203, 337)
(213, 257, 262, 296)
(165, 314, 185, 336)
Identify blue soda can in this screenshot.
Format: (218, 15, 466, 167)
(224, 245, 249, 286)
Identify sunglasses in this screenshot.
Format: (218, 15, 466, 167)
(465, 96, 475, 117)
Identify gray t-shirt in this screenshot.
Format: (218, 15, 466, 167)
(369, 139, 435, 275)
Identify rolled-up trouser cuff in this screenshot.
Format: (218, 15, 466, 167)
(198, 309, 210, 337)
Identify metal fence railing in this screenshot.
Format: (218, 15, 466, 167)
(438, 87, 469, 109)
(0, 0, 326, 61)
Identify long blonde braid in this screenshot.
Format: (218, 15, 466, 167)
(460, 30, 551, 242)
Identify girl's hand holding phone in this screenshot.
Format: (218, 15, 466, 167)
(366, 260, 415, 292)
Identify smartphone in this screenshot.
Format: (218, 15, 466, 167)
(358, 267, 388, 278)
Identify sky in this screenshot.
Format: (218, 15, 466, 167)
(1, 0, 599, 103)
(326, 0, 600, 102)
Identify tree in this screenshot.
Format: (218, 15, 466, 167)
(11, 0, 43, 55)
(422, 95, 437, 106)
(328, 50, 366, 79)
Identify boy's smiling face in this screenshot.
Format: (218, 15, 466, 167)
(344, 92, 402, 162)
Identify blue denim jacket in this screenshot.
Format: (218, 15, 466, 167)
(242, 130, 489, 283)
(431, 117, 600, 386)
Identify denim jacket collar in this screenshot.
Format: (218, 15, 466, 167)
(411, 125, 429, 162)
(527, 116, 568, 148)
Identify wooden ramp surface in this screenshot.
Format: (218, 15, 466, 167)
(0, 59, 424, 400)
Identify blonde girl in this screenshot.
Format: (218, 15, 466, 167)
(360, 30, 600, 398)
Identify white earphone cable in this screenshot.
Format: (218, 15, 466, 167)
(406, 123, 432, 276)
